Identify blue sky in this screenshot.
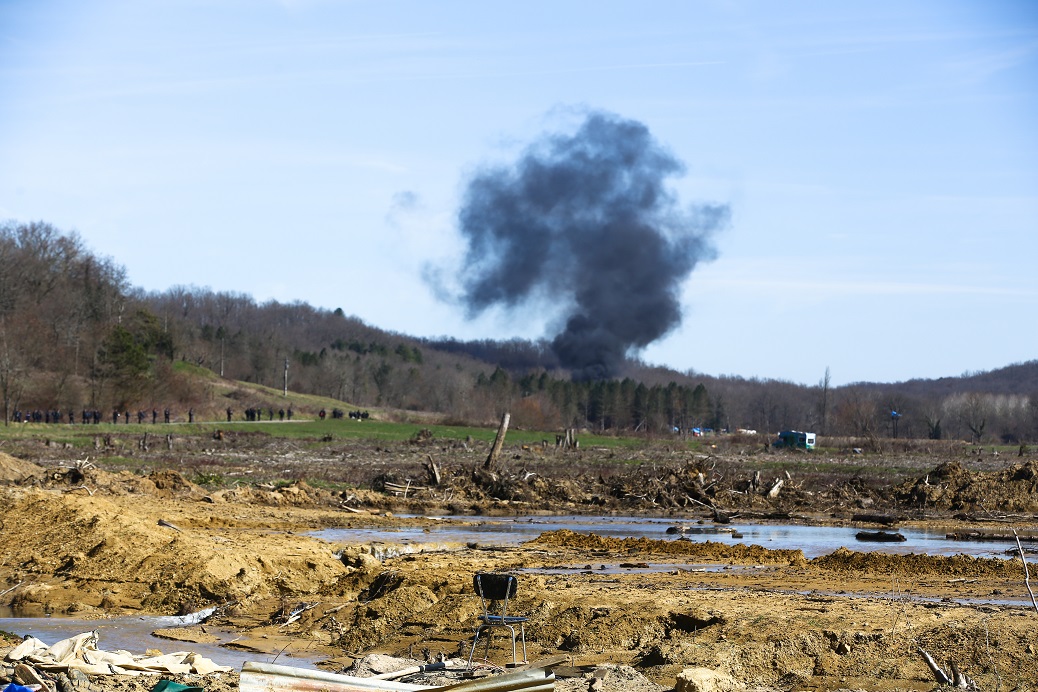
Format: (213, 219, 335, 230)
(2, 1, 1035, 386)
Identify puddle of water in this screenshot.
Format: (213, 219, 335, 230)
(0, 609, 321, 671)
(312, 515, 1028, 560)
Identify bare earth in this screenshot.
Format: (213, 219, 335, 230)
(0, 438, 1036, 692)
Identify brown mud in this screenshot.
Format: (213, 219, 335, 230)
(0, 439, 1036, 691)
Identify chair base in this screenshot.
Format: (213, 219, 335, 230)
(467, 622, 528, 669)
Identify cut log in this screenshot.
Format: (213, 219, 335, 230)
(483, 412, 510, 470)
(856, 530, 906, 543)
(423, 455, 441, 486)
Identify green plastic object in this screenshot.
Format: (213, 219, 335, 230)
(150, 681, 204, 692)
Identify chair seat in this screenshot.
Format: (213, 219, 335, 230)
(479, 615, 528, 624)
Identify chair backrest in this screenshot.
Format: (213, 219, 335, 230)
(473, 573, 518, 614)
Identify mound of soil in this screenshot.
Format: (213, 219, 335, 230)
(0, 487, 350, 614)
(812, 546, 1022, 578)
(0, 452, 45, 482)
(529, 529, 808, 566)
(894, 460, 1038, 512)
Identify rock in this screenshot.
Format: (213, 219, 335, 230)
(674, 667, 743, 692)
(15, 663, 54, 692)
(339, 549, 382, 572)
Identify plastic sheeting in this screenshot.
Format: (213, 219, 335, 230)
(6, 631, 231, 677)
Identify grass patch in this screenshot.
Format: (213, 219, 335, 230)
(191, 471, 226, 488)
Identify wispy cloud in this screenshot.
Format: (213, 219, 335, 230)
(696, 276, 1030, 297)
(688, 257, 1035, 299)
(944, 40, 1038, 84)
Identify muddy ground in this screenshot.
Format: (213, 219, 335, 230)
(0, 430, 1036, 691)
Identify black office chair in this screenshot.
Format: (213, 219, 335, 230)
(467, 572, 528, 668)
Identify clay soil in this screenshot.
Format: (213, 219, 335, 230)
(0, 430, 1036, 692)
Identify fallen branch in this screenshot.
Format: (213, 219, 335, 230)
(384, 481, 427, 494)
(0, 581, 24, 598)
(683, 495, 713, 510)
(917, 646, 951, 685)
(279, 601, 319, 628)
(1014, 528, 1038, 614)
(949, 659, 974, 688)
(157, 519, 182, 532)
(371, 662, 447, 680)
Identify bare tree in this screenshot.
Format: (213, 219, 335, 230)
(0, 319, 26, 424)
(818, 366, 831, 436)
(959, 392, 989, 444)
(838, 387, 878, 438)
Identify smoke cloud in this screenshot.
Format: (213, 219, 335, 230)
(454, 111, 728, 380)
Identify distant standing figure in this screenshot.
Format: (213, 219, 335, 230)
(278, 408, 284, 421)
(287, 407, 293, 420)
(164, 408, 170, 423)
(152, 409, 158, 424)
(226, 407, 233, 422)
(188, 408, 194, 423)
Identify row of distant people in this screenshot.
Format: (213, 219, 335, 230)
(237, 407, 294, 422)
(12, 406, 364, 425)
(11, 408, 185, 424)
(318, 409, 369, 420)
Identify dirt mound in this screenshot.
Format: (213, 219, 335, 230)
(0, 452, 45, 482)
(20, 464, 209, 498)
(527, 529, 808, 565)
(335, 582, 441, 652)
(812, 546, 1022, 578)
(893, 460, 1038, 512)
(0, 488, 348, 614)
(206, 480, 342, 507)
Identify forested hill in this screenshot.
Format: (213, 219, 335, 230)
(877, 361, 1038, 397)
(2, 221, 1036, 442)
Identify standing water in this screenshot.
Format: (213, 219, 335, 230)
(311, 514, 1025, 560)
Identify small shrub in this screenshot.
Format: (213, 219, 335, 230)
(191, 471, 225, 488)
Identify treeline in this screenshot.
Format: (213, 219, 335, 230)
(0, 221, 144, 418)
(2, 221, 1037, 442)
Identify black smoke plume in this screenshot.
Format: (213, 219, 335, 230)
(455, 111, 728, 380)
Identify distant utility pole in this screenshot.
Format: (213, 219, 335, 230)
(283, 357, 289, 397)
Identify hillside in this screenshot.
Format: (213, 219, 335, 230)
(2, 221, 1036, 442)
